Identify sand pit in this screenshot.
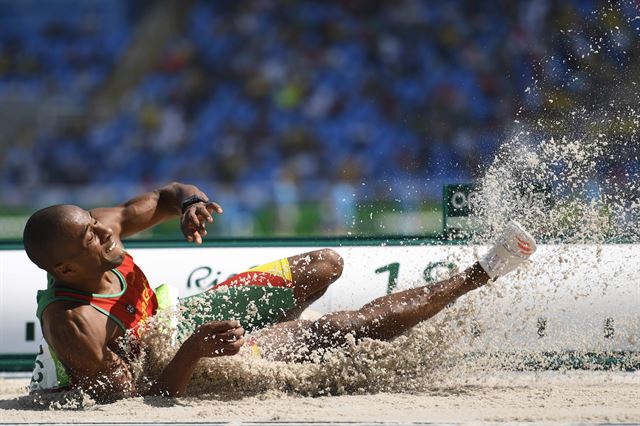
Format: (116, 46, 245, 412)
(1, 371, 638, 424)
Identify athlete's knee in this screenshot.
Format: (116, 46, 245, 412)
(292, 248, 344, 282)
(319, 248, 343, 281)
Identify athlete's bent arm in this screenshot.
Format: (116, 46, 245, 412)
(90, 182, 223, 244)
(47, 314, 244, 402)
(148, 321, 245, 397)
(45, 308, 136, 402)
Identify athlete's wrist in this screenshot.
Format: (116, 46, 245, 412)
(180, 335, 206, 360)
(180, 195, 208, 213)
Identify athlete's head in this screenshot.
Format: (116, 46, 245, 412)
(23, 205, 125, 281)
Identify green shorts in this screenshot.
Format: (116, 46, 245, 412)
(177, 258, 297, 336)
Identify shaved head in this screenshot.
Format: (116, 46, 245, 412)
(23, 205, 87, 271)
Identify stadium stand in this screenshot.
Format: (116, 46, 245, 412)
(0, 0, 638, 235)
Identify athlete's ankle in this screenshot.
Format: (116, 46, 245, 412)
(468, 262, 491, 286)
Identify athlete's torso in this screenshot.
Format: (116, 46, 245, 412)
(31, 253, 160, 392)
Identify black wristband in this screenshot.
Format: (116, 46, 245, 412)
(181, 195, 207, 213)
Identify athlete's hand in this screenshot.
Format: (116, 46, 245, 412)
(185, 320, 245, 358)
(180, 201, 223, 244)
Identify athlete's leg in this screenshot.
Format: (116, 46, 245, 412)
(284, 249, 344, 320)
(252, 263, 487, 360)
(305, 262, 488, 346)
(253, 221, 536, 361)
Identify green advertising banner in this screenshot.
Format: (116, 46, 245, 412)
(442, 183, 552, 232)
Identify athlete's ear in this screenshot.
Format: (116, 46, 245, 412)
(53, 262, 75, 278)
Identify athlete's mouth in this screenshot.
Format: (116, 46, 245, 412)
(105, 241, 117, 253)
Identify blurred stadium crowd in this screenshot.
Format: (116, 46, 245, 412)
(0, 0, 638, 235)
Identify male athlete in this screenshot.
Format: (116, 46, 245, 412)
(23, 182, 536, 402)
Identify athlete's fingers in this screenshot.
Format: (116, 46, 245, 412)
(221, 337, 244, 354)
(217, 331, 235, 341)
(218, 327, 245, 342)
(186, 231, 199, 244)
(188, 210, 200, 229)
(180, 217, 190, 238)
(183, 223, 204, 243)
(218, 331, 240, 342)
(230, 337, 245, 350)
(192, 230, 202, 244)
(206, 201, 223, 215)
(195, 204, 214, 225)
(205, 320, 240, 332)
(216, 329, 238, 340)
(180, 202, 219, 242)
(185, 228, 201, 244)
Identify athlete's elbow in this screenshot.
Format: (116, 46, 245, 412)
(321, 248, 344, 280)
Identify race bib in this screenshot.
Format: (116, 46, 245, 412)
(29, 339, 70, 393)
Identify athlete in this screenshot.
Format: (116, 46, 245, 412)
(23, 182, 536, 402)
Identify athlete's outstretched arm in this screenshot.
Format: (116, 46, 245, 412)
(90, 182, 222, 243)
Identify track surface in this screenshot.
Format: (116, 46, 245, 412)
(0, 423, 631, 425)
(1, 372, 639, 425)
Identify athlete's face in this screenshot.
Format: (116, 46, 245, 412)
(56, 207, 126, 276)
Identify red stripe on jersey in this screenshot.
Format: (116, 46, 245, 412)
(210, 271, 291, 291)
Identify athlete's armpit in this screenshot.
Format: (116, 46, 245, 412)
(45, 308, 136, 402)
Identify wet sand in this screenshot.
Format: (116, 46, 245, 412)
(1, 372, 638, 424)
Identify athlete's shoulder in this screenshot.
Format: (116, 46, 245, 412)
(43, 303, 103, 338)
